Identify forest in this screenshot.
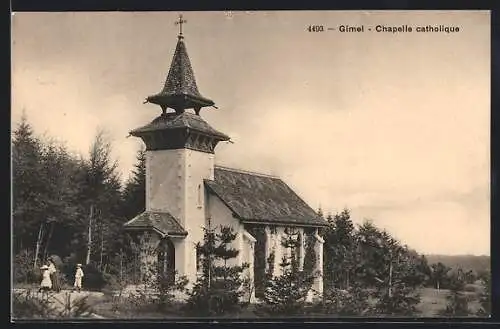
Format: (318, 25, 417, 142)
(12, 114, 491, 319)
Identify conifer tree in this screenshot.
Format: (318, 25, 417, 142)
(185, 224, 249, 316)
(74, 129, 123, 266)
(257, 229, 316, 316)
(122, 147, 146, 219)
(355, 221, 422, 316)
(12, 114, 44, 258)
(323, 209, 356, 289)
(37, 139, 81, 260)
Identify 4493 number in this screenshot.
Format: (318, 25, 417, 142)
(307, 25, 325, 32)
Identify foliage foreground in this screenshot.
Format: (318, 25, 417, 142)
(12, 285, 488, 320)
(12, 289, 95, 320)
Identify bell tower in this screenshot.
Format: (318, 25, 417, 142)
(124, 14, 230, 287)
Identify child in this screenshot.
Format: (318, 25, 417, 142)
(73, 264, 84, 293)
(39, 265, 52, 294)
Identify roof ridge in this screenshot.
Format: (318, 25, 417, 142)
(214, 165, 280, 179)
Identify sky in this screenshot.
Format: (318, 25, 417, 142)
(11, 11, 490, 256)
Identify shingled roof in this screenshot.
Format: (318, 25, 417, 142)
(130, 111, 229, 140)
(146, 36, 215, 111)
(123, 211, 187, 237)
(205, 166, 328, 227)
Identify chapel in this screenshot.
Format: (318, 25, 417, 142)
(123, 15, 328, 302)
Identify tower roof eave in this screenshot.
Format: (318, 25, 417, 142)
(129, 112, 230, 141)
(146, 93, 215, 110)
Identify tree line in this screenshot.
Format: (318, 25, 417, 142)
(321, 209, 490, 316)
(13, 114, 145, 286)
(12, 114, 490, 317)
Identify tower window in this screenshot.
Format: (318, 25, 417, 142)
(197, 184, 202, 208)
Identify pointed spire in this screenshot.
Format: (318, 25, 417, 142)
(146, 14, 215, 115)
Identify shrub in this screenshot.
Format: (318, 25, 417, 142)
(12, 290, 58, 319)
(476, 271, 491, 317)
(315, 285, 371, 316)
(13, 250, 39, 284)
(372, 286, 421, 316)
(439, 276, 471, 317)
(439, 290, 471, 317)
(156, 271, 189, 312)
(12, 289, 93, 319)
(25, 269, 42, 285)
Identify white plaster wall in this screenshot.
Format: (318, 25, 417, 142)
(182, 149, 215, 286)
(146, 149, 186, 221)
(207, 194, 243, 267)
(146, 148, 215, 287)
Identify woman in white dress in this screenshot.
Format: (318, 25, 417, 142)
(39, 265, 52, 294)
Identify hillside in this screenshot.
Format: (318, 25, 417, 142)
(425, 254, 490, 274)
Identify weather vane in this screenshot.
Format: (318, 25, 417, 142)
(175, 14, 187, 37)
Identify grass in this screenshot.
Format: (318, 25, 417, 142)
(416, 287, 482, 317)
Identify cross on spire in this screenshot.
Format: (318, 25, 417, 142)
(175, 14, 187, 38)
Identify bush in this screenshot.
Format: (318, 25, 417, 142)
(26, 269, 42, 285)
(476, 271, 491, 317)
(186, 278, 243, 317)
(315, 285, 371, 316)
(439, 277, 472, 317)
(81, 264, 110, 291)
(13, 250, 39, 284)
(372, 287, 421, 316)
(156, 272, 188, 312)
(13, 289, 57, 319)
(439, 290, 471, 316)
(369, 281, 421, 317)
(12, 289, 93, 319)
